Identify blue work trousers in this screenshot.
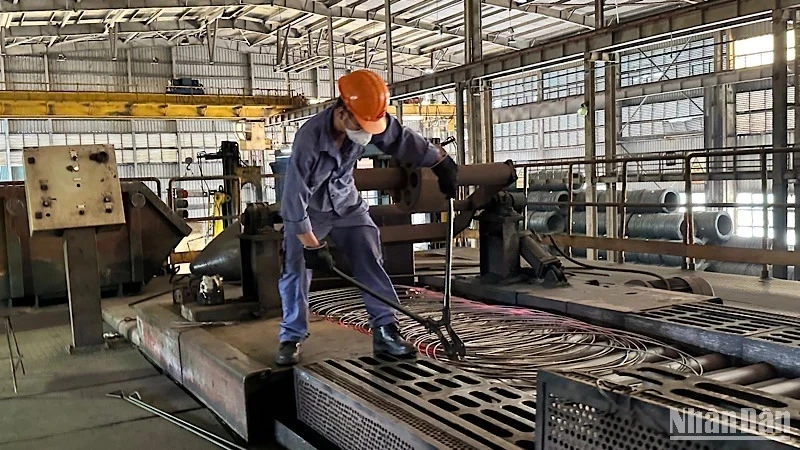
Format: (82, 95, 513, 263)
(278, 218, 398, 343)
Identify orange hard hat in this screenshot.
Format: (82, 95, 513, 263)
(338, 70, 390, 134)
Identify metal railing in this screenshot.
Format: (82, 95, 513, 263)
(518, 145, 800, 277)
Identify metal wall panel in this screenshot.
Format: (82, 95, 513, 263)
(9, 120, 48, 134)
(132, 120, 176, 133)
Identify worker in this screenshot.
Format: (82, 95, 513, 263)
(276, 70, 458, 365)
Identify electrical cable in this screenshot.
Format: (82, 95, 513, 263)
(546, 234, 672, 290)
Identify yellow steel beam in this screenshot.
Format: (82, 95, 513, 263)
(387, 104, 456, 118)
(0, 90, 305, 119)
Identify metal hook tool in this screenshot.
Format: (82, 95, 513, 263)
(332, 198, 466, 359)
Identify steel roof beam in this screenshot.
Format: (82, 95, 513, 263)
(387, 0, 800, 99)
(0, 0, 528, 48)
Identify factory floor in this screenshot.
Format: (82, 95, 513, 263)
(3, 249, 800, 450)
(0, 304, 244, 450)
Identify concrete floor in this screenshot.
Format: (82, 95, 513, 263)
(0, 306, 240, 450)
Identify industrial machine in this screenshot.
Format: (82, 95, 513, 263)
(28, 154, 790, 448)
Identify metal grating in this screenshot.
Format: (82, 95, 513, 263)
(296, 356, 535, 449)
(536, 370, 800, 450)
(543, 396, 711, 450)
(637, 302, 790, 335)
(751, 327, 800, 348)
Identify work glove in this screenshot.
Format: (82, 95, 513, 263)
(431, 155, 459, 199)
(304, 242, 335, 272)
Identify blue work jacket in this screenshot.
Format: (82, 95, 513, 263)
(280, 106, 440, 235)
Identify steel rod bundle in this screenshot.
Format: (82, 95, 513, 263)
(308, 286, 701, 391)
(527, 211, 566, 234)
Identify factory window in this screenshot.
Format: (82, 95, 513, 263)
(491, 76, 538, 108)
(735, 89, 796, 135)
(620, 38, 715, 87)
(733, 31, 796, 69)
(734, 193, 796, 246)
(620, 98, 704, 139)
(678, 192, 707, 212)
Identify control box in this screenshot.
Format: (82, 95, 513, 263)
(23, 144, 125, 233)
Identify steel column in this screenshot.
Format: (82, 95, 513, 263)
(63, 227, 105, 350)
(481, 80, 494, 162)
(604, 59, 620, 263)
(773, 11, 789, 279)
(126, 49, 133, 93)
(383, 0, 393, 84)
(327, 16, 336, 99)
(584, 57, 598, 260)
(465, 0, 483, 164)
(3, 119, 10, 180)
(247, 53, 255, 95)
(455, 82, 466, 165)
(42, 54, 50, 91)
(795, 11, 800, 280)
(0, 53, 6, 91)
(595, 0, 604, 27)
(169, 46, 178, 80)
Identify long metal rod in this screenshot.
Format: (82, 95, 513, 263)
(332, 267, 431, 326)
(107, 391, 246, 450)
(443, 198, 454, 317)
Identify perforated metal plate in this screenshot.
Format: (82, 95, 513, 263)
(536, 370, 800, 450)
(637, 303, 791, 335)
(295, 355, 536, 450)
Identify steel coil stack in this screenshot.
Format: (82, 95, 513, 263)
(519, 183, 756, 276)
(693, 211, 734, 244)
(626, 213, 685, 240)
(706, 236, 770, 277)
(626, 188, 680, 213)
(570, 212, 607, 235)
(527, 191, 569, 213)
(527, 211, 566, 234)
(626, 238, 706, 267)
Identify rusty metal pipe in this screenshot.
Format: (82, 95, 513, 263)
(369, 200, 471, 216)
(757, 378, 800, 398)
(704, 363, 777, 384)
(353, 168, 407, 190)
(353, 162, 515, 191)
(663, 353, 729, 373)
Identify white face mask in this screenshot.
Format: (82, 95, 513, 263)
(345, 128, 372, 146)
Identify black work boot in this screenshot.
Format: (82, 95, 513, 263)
(373, 324, 416, 358)
(275, 341, 301, 366)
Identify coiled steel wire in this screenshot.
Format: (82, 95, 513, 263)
(309, 286, 701, 391)
(527, 211, 566, 234)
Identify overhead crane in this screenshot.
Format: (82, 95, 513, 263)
(0, 89, 307, 119)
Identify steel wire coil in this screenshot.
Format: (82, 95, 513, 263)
(309, 286, 701, 391)
(527, 211, 566, 234)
